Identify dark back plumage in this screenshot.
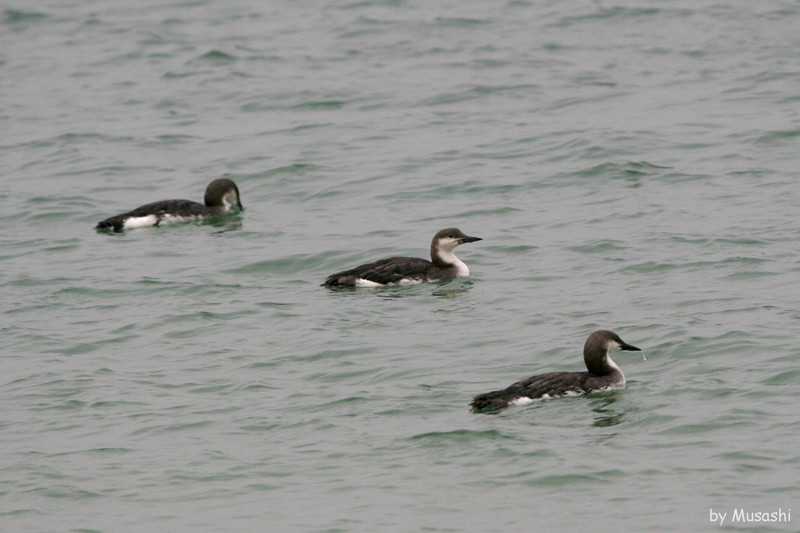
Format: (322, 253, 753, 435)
(323, 257, 436, 287)
(96, 179, 242, 232)
(471, 330, 641, 411)
(323, 228, 481, 287)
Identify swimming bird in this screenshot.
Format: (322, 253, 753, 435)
(471, 330, 642, 411)
(95, 178, 243, 232)
(323, 228, 482, 287)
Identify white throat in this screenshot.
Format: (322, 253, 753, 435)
(605, 353, 625, 386)
(435, 249, 469, 275)
(221, 192, 239, 211)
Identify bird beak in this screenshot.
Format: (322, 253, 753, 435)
(458, 236, 482, 244)
(236, 200, 244, 210)
(620, 343, 641, 351)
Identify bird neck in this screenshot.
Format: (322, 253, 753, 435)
(431, 247, 468, 274)
(585, 351, 623, 377)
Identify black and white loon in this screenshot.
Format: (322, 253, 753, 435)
(471, 330, 642, 411)
(95, 178, 243, 232)
(323, 228, 482, 287)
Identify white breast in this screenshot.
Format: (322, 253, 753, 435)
(452, 259, 469, 276)
(437, 250, 469, 276)
(159, 214, 201, 225)
(122, 215, 159, 230)
(509, 397, 536, 407)
(355, 278, 383, 287)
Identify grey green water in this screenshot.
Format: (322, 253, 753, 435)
(2, 1, 799, 531)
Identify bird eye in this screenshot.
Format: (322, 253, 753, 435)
(448, 234, 454, 238)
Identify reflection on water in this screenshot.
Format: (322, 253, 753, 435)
(5, 0, 798, 528)
(322, 278, 476, 301)
(472, 391, 629, 425)
(431, 279, 474, 299)
(590, 394, 626, 428)
(206, 215, 243, 234)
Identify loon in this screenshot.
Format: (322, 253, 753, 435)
(323, 228, 482, 287)
(471, 330, 642, 411)
(95, 178, 243, 232)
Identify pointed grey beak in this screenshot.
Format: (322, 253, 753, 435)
(458, 236, 482, 244)
(620, 343, 641, 351)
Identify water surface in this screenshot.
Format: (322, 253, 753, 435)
(2, 1, 799, 531)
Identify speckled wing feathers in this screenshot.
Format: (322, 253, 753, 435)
(470, 371, 591, 410)
(323, 257, 436, 286)
(96, 199, 211, 232)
